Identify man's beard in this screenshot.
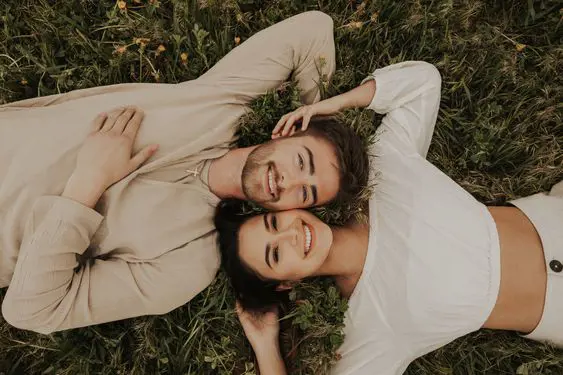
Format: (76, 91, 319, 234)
(241, 143, 276, 204)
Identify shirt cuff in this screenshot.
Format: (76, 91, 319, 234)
(31, 195, 104, 243)
(361, 68, 393, 114)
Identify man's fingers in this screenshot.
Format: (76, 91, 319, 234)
(111, 107, 136, 134)
(100, 107, 126, 132)
(91, 113, 108, 133)
(123, 109, 145, 138)
(129, 144, 158, 171)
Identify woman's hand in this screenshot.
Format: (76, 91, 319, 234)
(272, 79, 376, 139)
(63, 107, 158, 208)
(236, 301, 280, 350)
(271, 99, 342, 139)
(236, 302, 287, 375)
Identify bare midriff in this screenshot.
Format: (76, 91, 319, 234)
(484, 206, 547, 333)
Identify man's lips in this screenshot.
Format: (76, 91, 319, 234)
(265, 165, 278, 199)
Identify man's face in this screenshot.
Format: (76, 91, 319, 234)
(241, 134, 340, 210)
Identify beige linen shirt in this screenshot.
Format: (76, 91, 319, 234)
(0, 11, 335, 334)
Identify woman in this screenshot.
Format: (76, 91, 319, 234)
(215, 61, 562, 374)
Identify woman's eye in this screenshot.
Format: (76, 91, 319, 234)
(272, 215, 278, 230)
(302, 186, 308, 203)
(273, 248, 279, 263)
(298, 154, 304, 170)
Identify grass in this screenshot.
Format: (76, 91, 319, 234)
(0, 0, 562, 374)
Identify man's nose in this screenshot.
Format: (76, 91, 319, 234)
(279, 171, 308, 190)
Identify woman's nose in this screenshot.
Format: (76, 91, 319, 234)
(278, 225, 299, 247)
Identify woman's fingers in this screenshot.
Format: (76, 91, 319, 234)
(111, 107, 137, 134)
(272, 106, 314, 138)
(90, 112, 108, 133)
(273, 113, 291, 135)
(301, 113, 312, 131)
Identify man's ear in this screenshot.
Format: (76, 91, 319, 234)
(275, 281, 297, 291)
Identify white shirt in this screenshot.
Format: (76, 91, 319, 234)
(331, 62, 501, 375)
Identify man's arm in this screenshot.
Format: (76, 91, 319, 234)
(195, 11, 336, 106)
(1, 197, 218, 334)
(0, 109, 217, 334)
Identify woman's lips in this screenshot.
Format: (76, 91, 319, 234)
(303, 222, 314, 257)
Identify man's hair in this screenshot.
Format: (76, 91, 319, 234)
(214, 199, 288, 313)
(296, 117, 369, 208)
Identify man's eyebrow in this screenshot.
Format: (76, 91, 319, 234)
(312, 185, 318, 205)
(305, 146, 315, 175)
(265, 244, 272, 269)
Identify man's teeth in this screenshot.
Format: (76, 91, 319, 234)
(268, 170, 275, 195)
(304, 225, 312, 254)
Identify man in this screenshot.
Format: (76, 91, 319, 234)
(0, 11, 368, 334)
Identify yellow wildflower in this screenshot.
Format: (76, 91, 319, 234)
(180, 52, 188, 63)
(344, 21, 364, 29)
(117, 1, 127, 10)
(156, 44, 166, 56)
(515, 43, 526, 52)
(234, 36, 241, 45)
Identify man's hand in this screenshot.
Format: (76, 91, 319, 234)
(63, 107, 158, 208)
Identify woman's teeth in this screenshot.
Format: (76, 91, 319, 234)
(268, 170, 275, 196)
(304, 224, 312, 255)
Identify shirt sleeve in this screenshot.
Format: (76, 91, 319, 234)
(1, 196, 219, 334)
(363, 61, 441, 158)
(195, 11, 336, 105)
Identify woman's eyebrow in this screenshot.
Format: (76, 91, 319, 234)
(263, 214, 270, 231)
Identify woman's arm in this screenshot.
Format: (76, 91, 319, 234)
(272, 79, 375, 138)
(272, 61, 442, 158)
(236, 303, 287, 375)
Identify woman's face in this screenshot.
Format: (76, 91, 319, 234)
(238, 209, 333, 282)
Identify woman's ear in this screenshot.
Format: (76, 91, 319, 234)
(275, 281, 296, 291)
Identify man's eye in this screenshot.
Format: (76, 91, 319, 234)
(302, 186, 308, 203)
(298, 154, 304, 170)
(273, 248, 279, 263)
(272, 215, 278, 230)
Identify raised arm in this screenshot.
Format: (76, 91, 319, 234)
(273, 61, 441, 158)
(362, 61, 441, 157)
(196, 11, 336, 106)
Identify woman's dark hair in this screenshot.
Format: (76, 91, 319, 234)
(214, 198, 289, 313)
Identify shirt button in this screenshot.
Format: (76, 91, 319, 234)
(549, 260, 563, 273)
